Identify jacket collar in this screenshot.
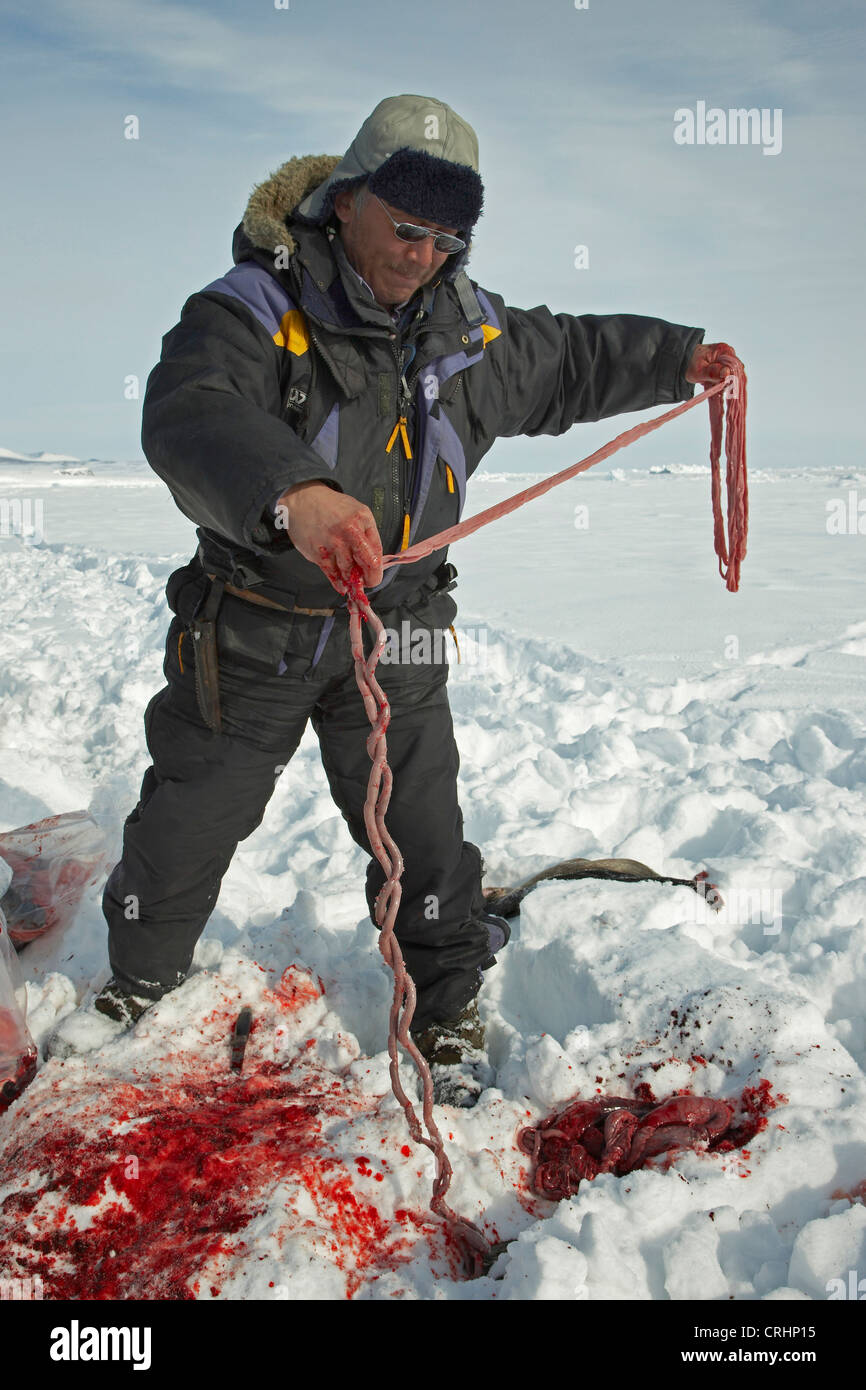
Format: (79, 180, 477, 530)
(230, 155, 468, 397)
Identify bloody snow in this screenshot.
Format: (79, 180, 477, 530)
(0, 456, 865, 1299)
(0, 963, 784, 1300)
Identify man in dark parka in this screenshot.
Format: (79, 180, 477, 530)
(66, 95, 731, 1100)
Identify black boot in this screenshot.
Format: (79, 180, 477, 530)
(92, 978, 155, 1027)
(410, 998, 494, 1109)
(47, 978, 157, 1058)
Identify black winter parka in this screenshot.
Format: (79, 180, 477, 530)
(141, 156, 704, 633)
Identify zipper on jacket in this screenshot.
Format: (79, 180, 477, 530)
(398, 353, 429, 548)
(402, 354, 436, 524)
(387, 347, 439, 548)
(384, 341, 412, 551)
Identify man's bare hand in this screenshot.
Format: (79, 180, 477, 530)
(277, 481, 383, 592)
(685, 341, 744, 388)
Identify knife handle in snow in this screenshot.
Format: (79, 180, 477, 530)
(231, 1006, 254, 1072)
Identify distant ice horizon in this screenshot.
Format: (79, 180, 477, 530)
(2, 442, 864, 485)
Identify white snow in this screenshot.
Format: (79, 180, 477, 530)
(0, 447, 83, 464)
(0, 444, 865, 1301)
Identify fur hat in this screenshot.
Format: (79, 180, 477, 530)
(293, 94, 484, 240)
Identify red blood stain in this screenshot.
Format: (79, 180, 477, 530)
(714, 1078, 788, 1151)
(263, 966, 323, 1014)
(830, 1179, 866, 1205)
(0, 1062, 429, 1300)
(298, 1158, 410, 1298)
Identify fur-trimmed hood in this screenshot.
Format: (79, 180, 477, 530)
(235, 153, 472, 278)
(240, 154, 343, 258)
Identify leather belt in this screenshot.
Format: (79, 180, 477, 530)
(207, 574, 335, 617)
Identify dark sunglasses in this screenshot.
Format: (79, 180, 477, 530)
(373, 195, 466, 254)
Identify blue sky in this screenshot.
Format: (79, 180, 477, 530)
(0, 0, 862, 470)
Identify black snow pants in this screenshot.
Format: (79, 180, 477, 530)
(102, 556, 509, 1031)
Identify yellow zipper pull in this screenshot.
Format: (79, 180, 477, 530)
(400, 513, 411, 550)
(385, 416, 413, 459)
(445, 464, 455, 493)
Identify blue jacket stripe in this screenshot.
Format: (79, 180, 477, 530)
(409, 404, 442, 546)
(437, 411, 467, 516)
(475, 287, 501, 329)
(201, 262, 294, 339)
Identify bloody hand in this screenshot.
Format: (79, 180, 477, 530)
(685, 341, 744, 388)
(277, 480, 384, 592)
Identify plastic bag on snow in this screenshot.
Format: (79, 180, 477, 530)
(0, 810, 110, 949)
(0, 906, 37, 1110)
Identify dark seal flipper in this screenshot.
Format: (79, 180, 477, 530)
(483, 857, 722, 919)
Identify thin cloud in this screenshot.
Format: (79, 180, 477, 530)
(10, 0, 369, 124)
